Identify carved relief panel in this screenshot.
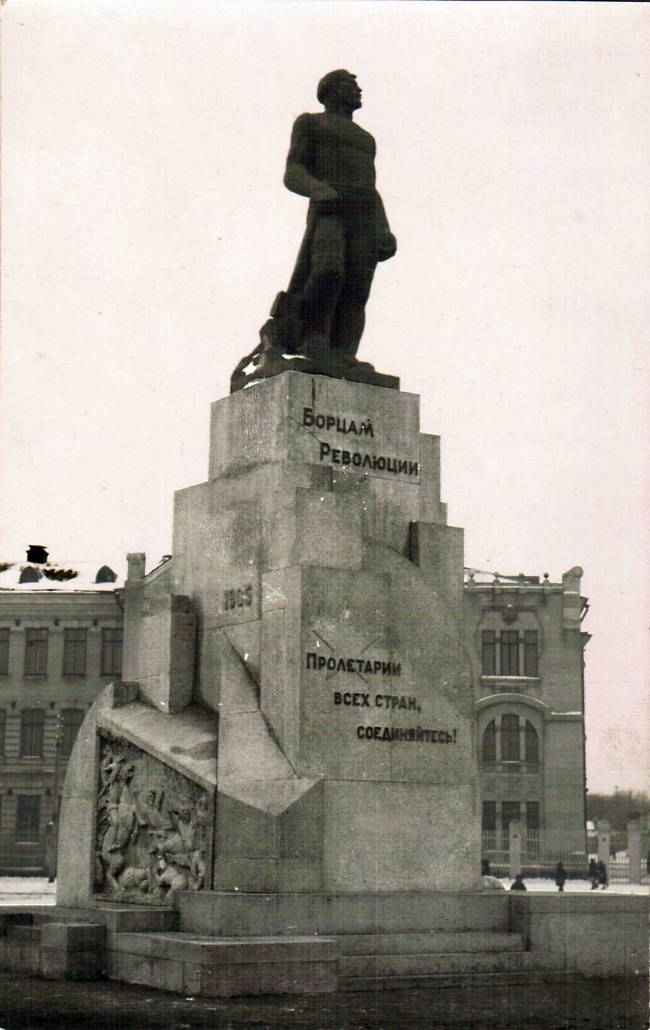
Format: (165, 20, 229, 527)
(94, 731, 213, 905)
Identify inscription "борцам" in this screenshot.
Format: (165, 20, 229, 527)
(303, 407, 374, 437)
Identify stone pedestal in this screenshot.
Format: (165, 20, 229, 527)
(171, 371, 480, 892)
(58, 370, 480, 911)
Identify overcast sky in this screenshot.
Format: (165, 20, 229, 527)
(1, 1, 648, 794)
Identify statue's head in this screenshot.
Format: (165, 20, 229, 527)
(317, 69, 362, 111)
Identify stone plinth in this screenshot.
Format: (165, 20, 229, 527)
(57, 371, 479, 912)
(170, 372, 480, 892)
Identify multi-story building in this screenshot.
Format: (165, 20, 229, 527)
(1, 546, 590, 876)
(464, 566, 590, 870)
(0, 546, 123, 873)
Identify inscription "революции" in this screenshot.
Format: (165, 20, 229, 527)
(301, 407, 419, 477)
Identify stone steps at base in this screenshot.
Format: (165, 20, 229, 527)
(106, 932, 339, 997)
(341, 949, 525, 978)
(343, 970, 539, 992)
(109, 931, 339, 964)
(339, 931, 525, 956)
(4, 924, 41, 943)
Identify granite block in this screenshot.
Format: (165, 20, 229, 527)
(199, 959, 337, 998)
(342, 950, 525, 978)
(509, 892, 650, 977)
(106, 950, 185, 993)
(41, 922, 105, 950)
(176, 890, 510, 938)
(40, 946, 103, 980)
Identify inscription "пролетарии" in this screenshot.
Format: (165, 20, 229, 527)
(306, 652, 401, 676)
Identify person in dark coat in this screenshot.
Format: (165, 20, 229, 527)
(510, 873, 527, 891)
(554, 861, 567, 892)
(596, 860, 608, 889)
(588, 857, 598, 889)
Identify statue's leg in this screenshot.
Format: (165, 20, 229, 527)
(330, 228, 377, 356)
(300, 216, 345, 349)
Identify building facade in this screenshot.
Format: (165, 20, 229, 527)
(464, 567, 590, 870)
(0, 549, 123, 872)
(0, 548, 589, 875)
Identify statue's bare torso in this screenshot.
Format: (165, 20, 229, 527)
(288, 112, 378, 200)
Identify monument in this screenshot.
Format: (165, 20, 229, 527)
(4, 72, 645, 1002)
(231, 69, 399, 392)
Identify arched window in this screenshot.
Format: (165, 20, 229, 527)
(480, 714, 541, 766)
(95, 565, 117, 584)
(525, 720, 539, 764)
(482, 720, 496, 762)
(501, 714, 520, 761)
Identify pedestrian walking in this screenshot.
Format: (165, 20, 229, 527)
(588, 857, 598, 889)
(554, 860, 567, 892)
(595, 859, 608, 889)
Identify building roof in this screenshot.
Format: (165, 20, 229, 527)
(0, 558, 124, 593)
(464, 567, 583, 591)
(465, 568, 549, 587)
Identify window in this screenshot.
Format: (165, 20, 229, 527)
(15, 795, 40, 842)
(481, 720, 496, 763)
(100, 628, 123, 676)
(0, 628, 9, 675)
(63, 628, 87, 676)
(526, 800, 540, 831)
(525, 720, 539, 764)
(20, 709, 45, 757)
(481, 714, 540, 766)
(482, 800, 496, 831)
(0, 708, 5, 755)
(481, 629, 540, 678)
(501, 801, 521, 846)
(60, 708, 84, 758)
(526, 799, 540, 855)
(500, 630, 519, 676)
(24, 628, 48, 676)
(95, 565, 117, 583)
(481, 631, 496, 675)
(501, 714, 520, 761)
(19, 566, 42, 584)
(524, 631, 538, 677)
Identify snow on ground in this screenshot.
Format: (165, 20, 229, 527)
(0, 877, 56, 906)
(0, 876, 647, 907)
(500, 877, 649, 895)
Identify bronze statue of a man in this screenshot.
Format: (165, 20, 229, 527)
(281, 70, 396, 358)
(231, 71, 397, 391)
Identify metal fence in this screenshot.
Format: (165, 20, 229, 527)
(482, 827, 649, 882)
(481, 830, 590, 877)
(606, 831, 630, 884)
